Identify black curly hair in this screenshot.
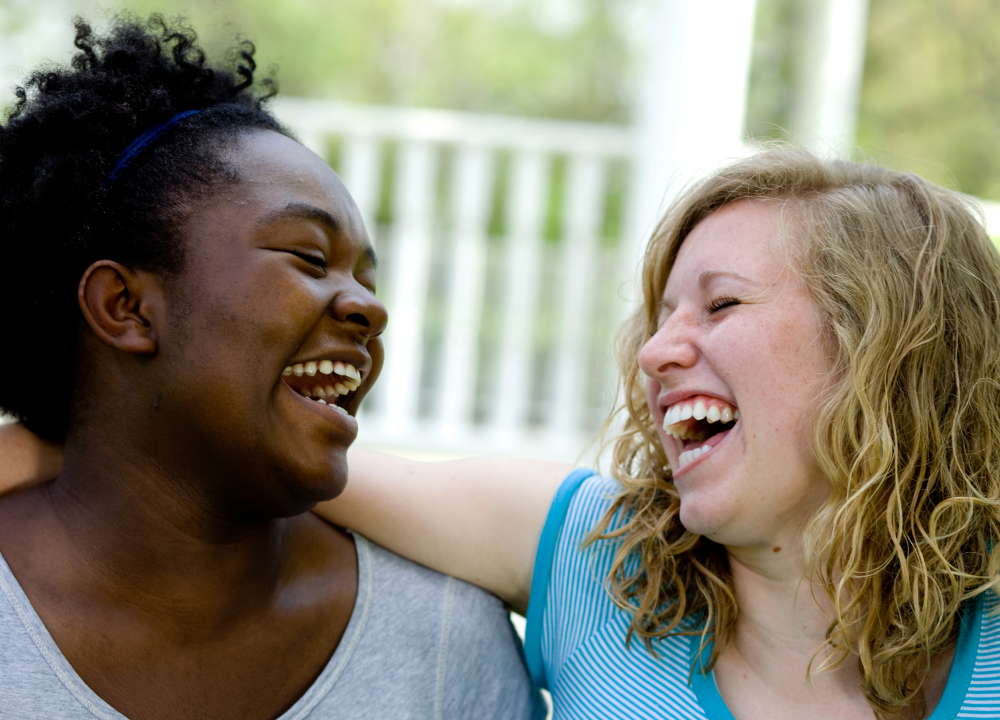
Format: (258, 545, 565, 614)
(0, 15, 291, 441)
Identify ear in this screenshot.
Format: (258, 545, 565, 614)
(77, 260, 162, 355)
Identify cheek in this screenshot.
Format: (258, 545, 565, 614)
(369, 335, 384, 365)
(643, 374, 661, 416)
(742, 328, 830, 460)
(772, 321, 832, 415)
(350, 339, 384, 405)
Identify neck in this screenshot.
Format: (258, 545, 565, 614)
(726, 542, 834, 650)
(710, 544, 875, 718)
(718, 544, 953, 719)
(730, 548, 848, 663)
(44, 425, 292, 632)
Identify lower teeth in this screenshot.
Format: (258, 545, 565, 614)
(678, 444, 712, 468)
(313, 397, 349, 416)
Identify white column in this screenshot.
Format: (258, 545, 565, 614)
(791, 0, 870, 158)
(624, 0, 759, 271)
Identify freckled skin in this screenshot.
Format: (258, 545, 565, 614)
(636, 200, 955, 720)
(638, 200, 833, 552)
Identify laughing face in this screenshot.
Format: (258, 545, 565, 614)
(151, 130, 387, 518)
(638, 200, 834, 550)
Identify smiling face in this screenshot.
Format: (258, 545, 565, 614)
(150, 130, 386, 518)
(637, 200, 833, 550)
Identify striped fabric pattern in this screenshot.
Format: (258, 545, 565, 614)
(526, 472, 1000, 720)
(961, 592, 1000, 718)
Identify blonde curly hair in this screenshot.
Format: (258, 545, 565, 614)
(591, 147, 1000, 717)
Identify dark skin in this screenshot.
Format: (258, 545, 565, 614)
(0, 130, 387, 720)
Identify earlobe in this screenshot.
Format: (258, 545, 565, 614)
(78, 261, 160, 355)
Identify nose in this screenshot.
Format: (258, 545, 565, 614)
(331, 282, 388, 343)
(637, 309, 699, 379)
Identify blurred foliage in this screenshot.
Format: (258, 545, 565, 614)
(745, 0, 797, 141)
(4, 0, 998, 199)
(747, 0, 1000, 201)
(112, 0, 641, 122)
(858, 0, 1000, 199)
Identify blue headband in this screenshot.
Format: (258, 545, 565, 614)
(102, 109, 202, 192)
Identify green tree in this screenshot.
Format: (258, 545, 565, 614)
(747, 0, 1000, 201)
(858, 0, 1000, 200)
(115, 0, 639, 122)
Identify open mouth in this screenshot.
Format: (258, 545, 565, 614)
(663, 395, 739, 470)
(282, 360, 362, 418)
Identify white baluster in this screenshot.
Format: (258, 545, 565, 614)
(492, 152, 549, 439)
(338, 137, 384, 423)
(269, 97, 645, 459)
(382, 141, 437, 434)
(339, 136, 383, 251)
(549, 156, 605, 438)
(437, 146, 494, 435)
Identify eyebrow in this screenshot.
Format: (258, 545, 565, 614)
(698, 270, 763, 289)
(260, 202, 378, 269)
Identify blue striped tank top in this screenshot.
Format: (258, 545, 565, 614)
(524, 470, 1000, 719)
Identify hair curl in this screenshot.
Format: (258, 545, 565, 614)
(592, 147, 1000, 717)
(0, 15, 288, 440)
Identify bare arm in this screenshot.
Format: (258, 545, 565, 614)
(317, 449, 571, 612)
(0, 425, 569, 612)
(0, 422, 63, 493)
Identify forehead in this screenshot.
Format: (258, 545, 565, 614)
(666, 200, 783, 292)
(226, 130, 364, 233)
(178, 130, 369, 254)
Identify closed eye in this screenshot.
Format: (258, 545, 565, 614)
(708, 296, 739, 313)
(288, 250, 326, 268)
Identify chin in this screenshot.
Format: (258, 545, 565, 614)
(249, 452, 349, 519)
(676, 496, 730, 540)
(297, 453, 349, 503)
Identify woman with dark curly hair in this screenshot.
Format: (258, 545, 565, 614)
(0, 15, 539, 720)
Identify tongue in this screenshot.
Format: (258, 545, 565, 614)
(680, 425, 733, 452)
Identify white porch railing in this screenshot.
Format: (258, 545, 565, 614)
(273, 97, 1000, 465)
(274, 99, 638, 461)
(0, 0, 878, 462)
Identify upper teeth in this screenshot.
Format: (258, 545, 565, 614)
(281, 360, 362, 408)
(662, 398, 739, 438)
(282, 361, 361, 384)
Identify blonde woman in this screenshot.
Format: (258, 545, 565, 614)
(5, 149, 1000, 718)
